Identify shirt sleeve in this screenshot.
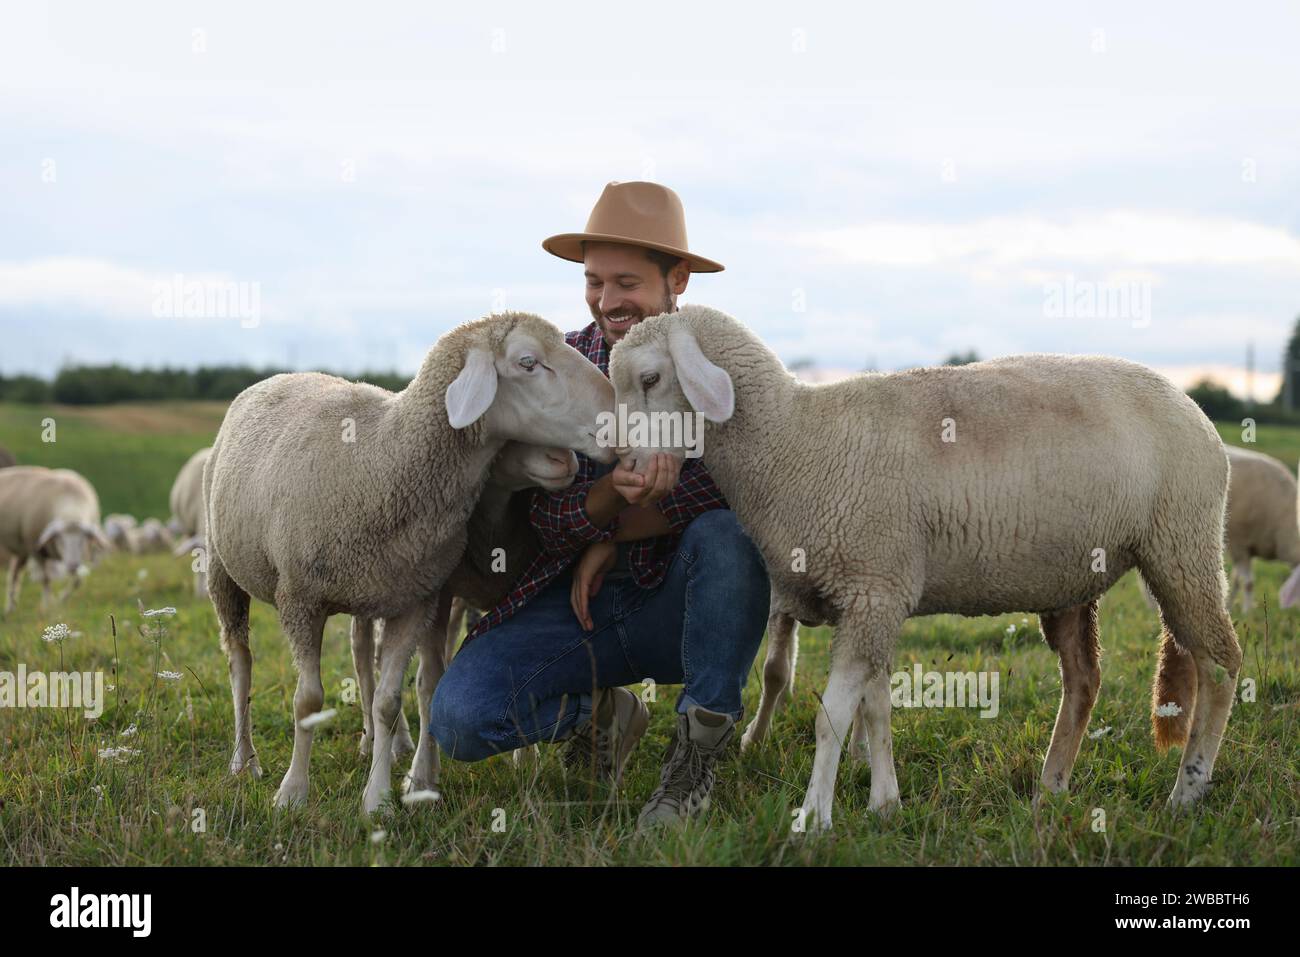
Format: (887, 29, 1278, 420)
(656, 457, 729, 534)
(529, 459, 619, 559)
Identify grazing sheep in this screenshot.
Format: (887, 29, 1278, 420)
(104, 513, 139, 550)
(353, 441, 577, 761)
(170, 448, 211, 595)
(609, 305, 1241, 829)
(0, 466, 110, 614)
(1224, 446, 1300, 613)
(206, 312, 615, 815)
(0, 446, 16, 469)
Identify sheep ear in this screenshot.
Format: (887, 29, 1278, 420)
(36, 519, 67, 549)
(667, 326, 734, 423)
(1280, 566, 1300, 609)
(80, 522, 112, 549)
(446, 347, 498, 429)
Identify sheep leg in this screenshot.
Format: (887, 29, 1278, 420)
(847, 695, 871, 763)
(4, 556, 21, 614)
(1038, 601, 1101, 795)
(859, 671, 897, 811)
(351, 617, 377, 757)
(1143, 544, 1242, 808)
(404, 592, 451, 796)
(211, 554, 260, 778)
(1169, 642, 1240, 807)
(1237, 563, 1254, 616)
(800, 650, 872, 832)
(742, 611, 798, 750)
(275, 602, 327, 809)
(364, 607, 425, 815)
(446, 595, 467, 662)
(371, 623, 417, 760)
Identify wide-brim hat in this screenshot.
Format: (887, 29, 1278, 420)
(543, 181, 724, 273)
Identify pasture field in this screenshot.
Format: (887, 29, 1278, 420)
(0, 402, 1297, 866)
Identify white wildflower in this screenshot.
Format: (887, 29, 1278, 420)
(1087, 726, 1113, 739)
(42, 623, 71, 643)
(156, 670, 184, 681)
(142, 606, 177, 618)
(136, 569, 148, 580)
(120, 724, 138, 738)
(75, 565, 91, 578)
(98, 746, 141, 761)
(370, 829, 388, 844)
(1005, 624, 1015, 635)
(1154, 701, 1184, 718)
(401, 790, 441, 806)
(299, 708, 337, 730)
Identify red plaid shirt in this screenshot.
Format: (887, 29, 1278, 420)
(465, 320, 729, 641)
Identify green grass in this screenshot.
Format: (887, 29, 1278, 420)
(0, 401, 224, 517)
(0, 406, 1297, 865)
(1, 550, 1296, 866)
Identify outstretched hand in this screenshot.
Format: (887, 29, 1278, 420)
(571, 540, 617, 631)
(612, 453, 681, 508)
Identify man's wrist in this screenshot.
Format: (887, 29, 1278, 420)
(584, 473, 626, 528)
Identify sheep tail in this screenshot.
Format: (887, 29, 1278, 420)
(1151, 630, 1196, 751)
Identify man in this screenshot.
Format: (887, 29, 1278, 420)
(429, 181, 771, 828)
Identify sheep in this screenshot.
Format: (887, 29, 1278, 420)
(205, 312, 615, 815)
(608, 304, 1242, 829)
(104, 513, 138, 550)
(1223, 446, 1300, 614)
(0, 466, 111, 614)
(170, 448, 211, 595)
(104, 514, 175, 555)
(352, 441, 577, 762)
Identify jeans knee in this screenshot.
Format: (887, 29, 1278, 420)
(428, 676, 497, 762)
(683, 510, 768, 582)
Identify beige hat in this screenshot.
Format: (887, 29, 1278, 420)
(543, 181, 724, 273)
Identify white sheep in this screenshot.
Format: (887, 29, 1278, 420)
(0, 466, 110, 613)
(104, 513, 139, 550)
(609, 305, 1242, 829)
(1223, 446, 1300, 613)
(170, 448, 211, 595)
(352, 441, 576, 762)
(205, 312, 614, 815)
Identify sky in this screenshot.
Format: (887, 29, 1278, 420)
(2, 0, 1299, 399)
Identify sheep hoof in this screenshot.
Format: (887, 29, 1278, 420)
(230, 752, 262, 779)
(797, 801, 833, 833)
(358, 734, 373, 757)
(868, 794, 900, 818)
(362, 783, 392, 817)
(739, 721, 765, 751)
(274, 778, 308, 809)
(391, 735, 416, 761)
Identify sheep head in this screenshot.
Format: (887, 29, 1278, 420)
(444, 313, 617, 464)
(489, 442, 579, 492)
(35, 518, 110, 575)
(607, 307, 735, 476)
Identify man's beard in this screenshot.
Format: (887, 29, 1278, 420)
(595, 290, 674, 341)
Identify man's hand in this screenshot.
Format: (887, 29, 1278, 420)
(570, 540, 617, 631)
(612, 453, 682, 508)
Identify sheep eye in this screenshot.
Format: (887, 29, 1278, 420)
(641, 372, 660, 389)
(518, 356, 538, 371)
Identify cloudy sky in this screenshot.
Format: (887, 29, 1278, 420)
(3, 1, 1299, 398)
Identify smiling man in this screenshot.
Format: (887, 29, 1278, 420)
(429, 181, 772, 828)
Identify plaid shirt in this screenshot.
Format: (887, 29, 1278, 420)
(465, 320, 729, 641)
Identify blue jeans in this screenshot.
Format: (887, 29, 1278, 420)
(428, 509, 771, 762)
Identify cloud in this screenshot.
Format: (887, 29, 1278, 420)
(792, 213, 1300, 274)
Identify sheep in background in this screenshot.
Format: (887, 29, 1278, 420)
(104, 513, 138, 550)
(170, 447, 211, 595)
(353, 441, 577, 763)
(609, 305, 1241, 829)
(206, 312, 615, 815)
(1223, 446, 1300, 614)
(0, 466, 110, 614)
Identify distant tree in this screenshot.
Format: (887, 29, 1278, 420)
(1186, 378, 1246, 422)
(1278, 314, 1300, 410)
(942, 350, 980, 366)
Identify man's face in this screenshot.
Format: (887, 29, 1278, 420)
(584, 242, 688, 345)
